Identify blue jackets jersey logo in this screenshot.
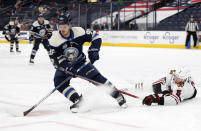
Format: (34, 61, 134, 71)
(64, 47, 79, 62)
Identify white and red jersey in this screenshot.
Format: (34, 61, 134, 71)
(153, 70, 196, 105)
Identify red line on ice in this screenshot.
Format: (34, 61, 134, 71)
(0, 121, 98, 131)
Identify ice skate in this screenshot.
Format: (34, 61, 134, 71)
(111, 91, 127, 108)
(116, 93, 127, 108)
(70, 95, 83, 113)
(10, 48, 14, 53)
(29, 58, 34, 64)
(16, 48, 21, 53)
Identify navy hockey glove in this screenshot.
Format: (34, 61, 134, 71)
(66, 66, 77, 78)
(88, 48, 99, 64)
(46, 32, 52, 39)
(43, 33, 52, 39)
(29, 35, 34, 41)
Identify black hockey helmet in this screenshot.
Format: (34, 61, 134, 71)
(58, 14, 72, 25)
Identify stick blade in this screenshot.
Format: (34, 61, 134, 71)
(7, 110, 25, 117)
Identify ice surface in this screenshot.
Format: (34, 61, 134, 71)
(0, 44, 201, 131)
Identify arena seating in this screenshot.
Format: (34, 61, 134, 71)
(1, 0, 201, 31)
(155, 0, 201, 30)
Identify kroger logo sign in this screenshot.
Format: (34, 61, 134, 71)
(144, 32, 159, 43)
(163, 32, 179, 44)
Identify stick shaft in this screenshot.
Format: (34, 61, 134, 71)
(118, 90, 139, 99)
(21, 64, 139, 116)
(59, 67, 140, 99)
(23, 76, 71, 116)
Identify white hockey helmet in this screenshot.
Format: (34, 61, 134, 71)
(174, 66, 190, 80)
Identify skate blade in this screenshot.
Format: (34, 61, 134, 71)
(71, 108, 78, 113)
(120, 103, 128, 109)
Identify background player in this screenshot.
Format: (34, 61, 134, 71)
(48, 15, 127, 113)
(142, 67, 197, 106)
(3, 17, 21, 52)
(29, 14, 53, 63)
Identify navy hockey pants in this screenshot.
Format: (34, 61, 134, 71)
(5, 35, 19, 50)
(30, 39, 50, 59)
(54, 62, 107, 100)
(33, 39, 50, 51)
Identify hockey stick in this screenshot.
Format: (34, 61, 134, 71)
(118, 90, 140, 99)
(57, 66, 140, 99)
(9, 76, 71, 117)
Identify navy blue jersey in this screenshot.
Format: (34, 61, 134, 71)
(30, 20, 52, 39)
(49, 27, 101, 68)
(3, 21, 20, 36)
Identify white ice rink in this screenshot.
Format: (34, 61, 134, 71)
(0, 44, 201, 131)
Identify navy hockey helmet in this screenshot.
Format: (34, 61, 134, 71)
(58, 14, 72, 25)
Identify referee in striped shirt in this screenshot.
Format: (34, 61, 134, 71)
(185, 16, 199, 48)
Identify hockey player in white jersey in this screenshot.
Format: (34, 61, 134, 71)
(143, 67, 197, 106)
(48, 15, 127, 113)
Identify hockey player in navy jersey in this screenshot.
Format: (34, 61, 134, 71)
(29, 14, 53, 63)
(48, 15, 127, 113)
(3, 17, 21, 52)
(143, 67, 197, 106)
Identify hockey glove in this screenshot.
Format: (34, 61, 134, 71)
(88, 48, 99, 64)
(43, 33, 52, 39)
(29, 35, 34, 41)
(46, 32, 52, 39)
(142, 94, 163, 106)
(66, 66, 77, 78)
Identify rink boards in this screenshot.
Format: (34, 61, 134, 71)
(0, 31, 200, 49)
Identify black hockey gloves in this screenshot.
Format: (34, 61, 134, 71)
(142, 94, 164, 106)
(46, 32, 52, 39)
(29, 35, 34, 41)
(88, 48, 99, 64)
(43, 32, 52, 39)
